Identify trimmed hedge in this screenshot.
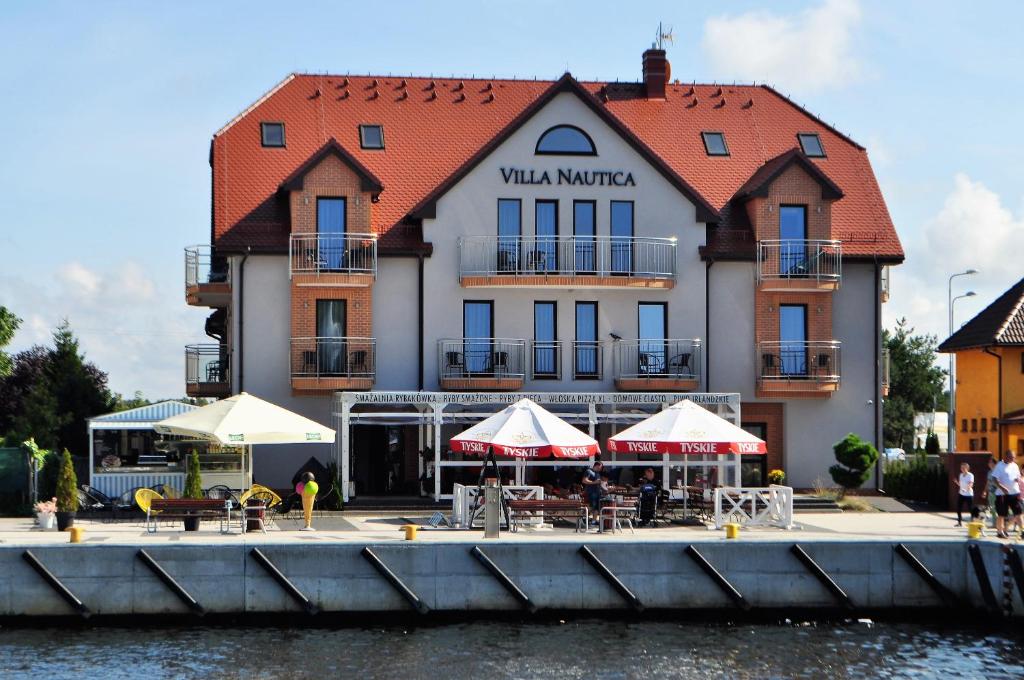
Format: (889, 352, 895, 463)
(883, 454, 947, 506)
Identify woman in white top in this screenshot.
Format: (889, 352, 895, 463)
(954, 462, 974, 527)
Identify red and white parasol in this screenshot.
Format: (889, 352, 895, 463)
(607, 399, 766, 455)
(450, 398, 599, 459)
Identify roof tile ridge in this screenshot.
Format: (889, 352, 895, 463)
(299, 72, 560, 84)
(758, 84, 865, 151)
(214, 73, 297, 137)
(994, 280, 1024, 342)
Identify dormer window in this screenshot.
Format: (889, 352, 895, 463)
(261, 122, 285, 147)
(798, 133, 825, 158)
(359, 124, 384, 150)
(535, 125, 596, 156)
(701, 132, 729, 156)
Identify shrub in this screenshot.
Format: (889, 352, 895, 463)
(54, 449, 77, 512)
(829, 433, 879, 492)
(183, 450, 203, 500)
(925, 432, 940, 457)
(883, 453, 947, 506)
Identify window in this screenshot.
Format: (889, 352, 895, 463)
(261, 122, 285, 147)
(969, 439, 979, 452)
(463, 301, 494, 374)
(992, 418, 998, 432)
(610, 201, 634, 274)
(316, 197, 347, 269)
(797, 133, 825, 157)
(359, 124, 384, 149)
(962, 419, 968, 433)
(575, 302, 599, 378)
(534, 200, 558, 272)
(981, 418, 988, 432)
(701, 132, 729, 156)
(971, 418, 978, 432)
(981, 437, 989, 451)
(573, 201, 596, 273)
(535, 125, 596, 155)
(638, 302, 667, 375)
(316, 300, 346, 375)
(533, 302, 557, 379)
(779, 205, 808, 275)
(497, 199, 521, 272)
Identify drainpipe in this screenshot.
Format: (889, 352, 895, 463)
(705, 259, 714, 391)
(237, 248, 250, 393)
(418, 253, 425, 391)
(983, 348, 1003, 454)
(874, 260, 883, 491)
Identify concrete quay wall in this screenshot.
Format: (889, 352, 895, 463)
(0, 540, 1019, 619)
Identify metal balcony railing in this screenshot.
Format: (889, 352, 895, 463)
(289, 234, 377, 278)
(290, 337, 376, 381)
(758, 341, 842, 383)
(458, 235, 677, 281)
(613, 339, 702, 381)
(184, 245, 230, 289)
(438, 338, 526, 381)
(531, 340, 562, 380)
(756, 240, 842, 286)
(572, 340, 603, 380)
(185, 344, 230, 386)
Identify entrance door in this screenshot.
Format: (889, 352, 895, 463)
(779, 304, 807, 376)
(638, 302, 667, 375)
(464, 301, 494, 374)
(317, 197, 347, 270)
(573, 201, 596, 273)
(741, 423, 768, 486)
(316, 299, 346, 375)
(779, 205, 807, 275)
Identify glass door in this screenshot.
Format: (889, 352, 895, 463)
(533, 302, 557, 378)
(497, 199, 521, 272)
(573, 201, 596, 274)
(535, 200, 558, 273)
(740, 423, 767, 486)
(779, 205, 807, 276)
(638, 302, 667, 375)
(779, 304, 807, 376)
(317, 197, 346, 270)
(464, 301, 494, 374)
(316, 299, 346, 375)
(610, 201, 633, 275)
(575, 301, 598, 377)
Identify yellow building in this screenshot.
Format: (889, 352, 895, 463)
(939, 277, 1024, 456)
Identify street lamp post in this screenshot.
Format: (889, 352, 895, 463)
(948, 268, 978, 452)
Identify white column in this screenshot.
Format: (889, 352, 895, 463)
(433, 404, 443, 500)
(340, 399, 351, 502)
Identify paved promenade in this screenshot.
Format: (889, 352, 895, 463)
(0, 510, 1002, 546)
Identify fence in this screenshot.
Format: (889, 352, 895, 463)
(713, 486, 794, 529)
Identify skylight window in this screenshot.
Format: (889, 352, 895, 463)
(535, 125, 596, 155)
(797, 133, 825, 157)
(261, 122, 285, 147)
(359, 124, 384, 150)
(701, 132, 729, 156)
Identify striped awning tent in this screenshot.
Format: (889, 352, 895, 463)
(89, 400, 201, 430)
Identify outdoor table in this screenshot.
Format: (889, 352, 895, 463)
(598, 495, 638, 533)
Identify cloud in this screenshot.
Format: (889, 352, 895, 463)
(701, 0, 863, 93)
(884, 173, 1023, 356)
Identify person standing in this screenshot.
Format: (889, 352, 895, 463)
(993, 451, 1021, 539)
(982, 456, 1000, 528)
(581, 460, 605, 517)
(953, 462, 974, 527)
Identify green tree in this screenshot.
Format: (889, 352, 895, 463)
(45, 320, 113, 456)
(54, 449, 78, 513)
(925, 432, 940, 457)
(183, 450, 203, 499)
(829, 433, 880, 491)
(883, 318, 947, 450)
(0, 306, 20, 378)
(111, 390, 150, 412)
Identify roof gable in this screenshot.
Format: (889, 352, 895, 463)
(939, 277, 1024, 352)
(280, 138, 384, 194)
(733, 148, 844, 201)
(408, 73, 720, 223)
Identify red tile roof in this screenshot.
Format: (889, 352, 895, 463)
(211, 72, 902, 261)
(939, 277, 1024, 352)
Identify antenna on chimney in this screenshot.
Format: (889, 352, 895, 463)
(655, 21, 674, 50)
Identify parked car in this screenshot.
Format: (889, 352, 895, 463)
(883, 447, 906, 461)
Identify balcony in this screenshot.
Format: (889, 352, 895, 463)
(438, 338, 526, 390)
(613, 339, 701, 391)
(458, 235, 676, 289)
(290, 337, 375, 391)
(882, 346, 890, 398)
(289, 234, 377, 286)
(185, 344, 230, 398)
(184, 246, 230, 307)
(757, 341, 841, 397)
(756, 240, 841, 292)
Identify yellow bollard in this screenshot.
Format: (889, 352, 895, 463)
(68, 527, 84, 543)
(724, 523, 741, 539)
(967, 521, 984, 539)
(402, 524, 419, 541)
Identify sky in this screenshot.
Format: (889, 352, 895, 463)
(1, 0, 1022, 399)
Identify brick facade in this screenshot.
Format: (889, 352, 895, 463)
(740, 401, 784, 475)
(288, 154, 373, 236)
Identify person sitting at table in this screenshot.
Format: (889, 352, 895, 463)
(637, 467, 660, 491)
(581, 460, 606, 515)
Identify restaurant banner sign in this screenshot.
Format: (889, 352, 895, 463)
(341, 391, 739, 407)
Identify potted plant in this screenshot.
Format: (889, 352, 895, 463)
(34, 497, 57, 530)
(768, 469, 786, 486)
(54, 449, 78, 531)
(182, 449, 203, 531)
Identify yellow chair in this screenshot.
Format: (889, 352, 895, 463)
(241, 484, 282, 509)
(134, 488, 163, 515)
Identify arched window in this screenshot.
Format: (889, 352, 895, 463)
(535, 125, 597, 156)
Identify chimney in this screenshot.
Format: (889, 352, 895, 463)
(642, 48, 669, 99)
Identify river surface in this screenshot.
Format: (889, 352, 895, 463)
(0, 619, 1020, 679)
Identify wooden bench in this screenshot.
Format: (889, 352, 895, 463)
(147, 498, 230, 533)
(506, 499, 589, 532)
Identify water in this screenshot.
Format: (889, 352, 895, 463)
(0, 619, 1021, 679)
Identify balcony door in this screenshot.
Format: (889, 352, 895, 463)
(779, 205, 807, 276)
(317, 197, 347, 271)
(497, 199, 521, 272)
(464, 301, 494, 374)
(573, 200, 596, 274)
(316, 299, 346, 376)
(610, 201, 634, 275)
(638, 302, 667, 375)
(779, 304, 807, 376)
(535, 200, 558, 273)
(575, 301, 598, 377)
(534, 302, 557, 378)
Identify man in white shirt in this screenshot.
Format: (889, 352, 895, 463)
(994, 450, 1022, 539)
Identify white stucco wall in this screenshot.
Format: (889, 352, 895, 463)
(421, 91, 707, 391)
(373, 257, 420, 390)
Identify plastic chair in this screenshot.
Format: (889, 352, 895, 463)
(134, 488, 164, 516)
(239, 485, 282, 509)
